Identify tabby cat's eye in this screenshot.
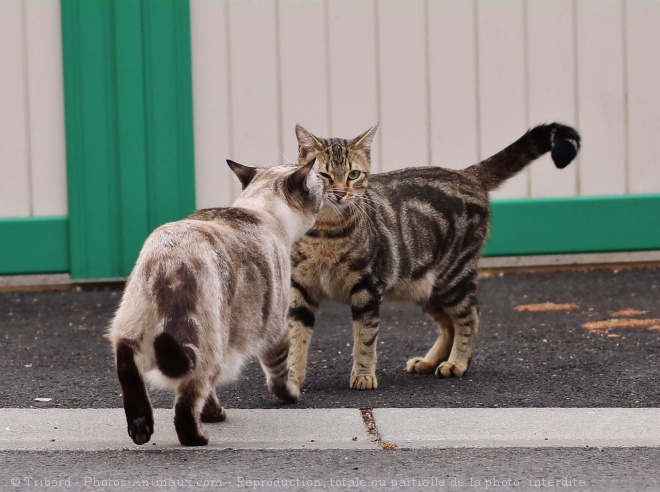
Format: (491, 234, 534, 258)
(318, 172, 331, 180)
(347, 170, 360, 180)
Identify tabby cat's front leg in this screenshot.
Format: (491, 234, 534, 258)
(287, 280, 319, 389)
(349, 277, 383, 390)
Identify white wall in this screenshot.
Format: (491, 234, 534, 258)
(191, 0, 660, 208)
(2, 1, 658, 216)
(0, 0, 67, 218)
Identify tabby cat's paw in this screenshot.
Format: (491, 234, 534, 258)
(436, 360, 468, 378)
(405, 357, 437, 374)
(350, 373, 378, 390)
(128, 415, 153, 445)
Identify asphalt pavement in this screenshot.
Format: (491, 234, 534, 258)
(1, 265, 659, 409)
(1, 263, 660, 491)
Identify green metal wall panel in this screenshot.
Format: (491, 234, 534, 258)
(61, 0, 195, 279)
(142, 1, 196, 229)
(0, 194, 658, 276)
(485, 194, 660, 256)
(0, 217, 69, 275)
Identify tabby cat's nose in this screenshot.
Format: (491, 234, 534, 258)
(334, 190, 347, 201)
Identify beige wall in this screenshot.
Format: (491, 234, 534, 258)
(2, 1, 658, 217)
(0, 0, 66, 218)
(191, 0, 660, 209)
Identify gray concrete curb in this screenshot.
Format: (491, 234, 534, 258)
(2, 408, 659, 451)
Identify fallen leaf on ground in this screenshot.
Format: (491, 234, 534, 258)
(582, 318, 660, 331)
(514, 302, 579, 312)
(610, 309, 648, 317)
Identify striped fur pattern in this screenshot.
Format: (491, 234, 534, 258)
(288, 123, 580, 390)
(108, 160, 324, 446)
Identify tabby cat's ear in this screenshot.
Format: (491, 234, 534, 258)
(287, 158, 316, 195)
(350, 123, 379, 151)
(295, 125, 323, 161)
(226, 160, 258, 190)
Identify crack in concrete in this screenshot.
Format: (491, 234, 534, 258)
(360, 408, 397, 450)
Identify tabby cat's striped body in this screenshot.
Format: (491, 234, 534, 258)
(288, 123, 580, 390)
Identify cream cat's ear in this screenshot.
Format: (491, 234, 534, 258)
(295, 125, 323, 161)
(350, 123, 379, 151)
(287, 158, 316, 194)
(226, 159, 258, 190)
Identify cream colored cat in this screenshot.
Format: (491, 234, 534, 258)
(108, 159, 324, 446)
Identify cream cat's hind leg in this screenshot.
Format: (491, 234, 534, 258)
(201, 391, 226, 423)
(200, 371, 226, 423)
(260, 335, 300, 403)
(114, 339, 154, 445)
(406, 307, 454, 375)
(173, 379, 212, 446)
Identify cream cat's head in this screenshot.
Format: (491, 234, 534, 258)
(295, 124, 379, 209)
(226, 159, 325, 239)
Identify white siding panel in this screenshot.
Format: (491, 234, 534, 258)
(476, 0, 528, 199)
(326, 1, 380, 169)
(427, 1, 479, 170)
(377, 1, 429, 171)
(190, 1, 235, 208)
(24, 0, 67, 215)
(0, 1, 31, 217)
(278, 1, 329, 165)
(576, 1, 626, 196)
(626, 1, 660, 195)
(227, 2, 280, 167)
(189, 1, 660, 205)
(526, 1, 578, 198)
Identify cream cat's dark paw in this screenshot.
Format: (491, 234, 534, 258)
(350, 373, 378, 390)
(201, 405, 227, 423)
(128, 415, 153, 445)
(289, 375, 303, 390)
(436, 360, 469, 378)
(405, 356, 438, 374)
(269, 379, 300, 404)
(288, 366, 305, 390)
(177, 428, 209, 447)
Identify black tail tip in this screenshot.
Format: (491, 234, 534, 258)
(154, 333, 196, 378)
(550, 124, 581, 169)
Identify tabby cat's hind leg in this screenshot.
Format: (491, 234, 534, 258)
(259, 334, 300, 404)
(406, 307, 454, 375)
(115, 339, 154, 445)
(437, 294, 480, 378)
(173, 381, 211, 446)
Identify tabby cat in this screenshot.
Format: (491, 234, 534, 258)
(287, 123, 580, 390)
(108, 159, 324, 446)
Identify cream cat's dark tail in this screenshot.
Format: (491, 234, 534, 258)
(465, 123, 581, 192)
(152, 263, 199, 378)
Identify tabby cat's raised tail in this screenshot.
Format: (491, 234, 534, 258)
(466, 123, 580, 192)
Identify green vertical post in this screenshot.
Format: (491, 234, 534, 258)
(61, 0, 195, 279)
(142, 1, 196, 230)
